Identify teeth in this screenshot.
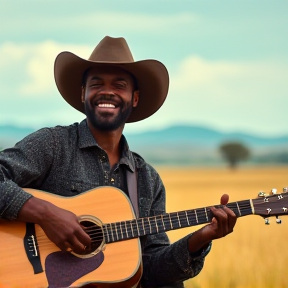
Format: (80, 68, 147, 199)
(98, 103, 115, 108)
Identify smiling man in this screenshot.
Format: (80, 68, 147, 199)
(0, 36, 237, 288)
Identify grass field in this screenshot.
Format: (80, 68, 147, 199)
(157, 166, 288, 288)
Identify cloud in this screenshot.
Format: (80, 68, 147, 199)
(127, 56, 288, 136)
(163, 56, 288, 134)
(0, 41, 92, 97)
(0, 40, 287, 136)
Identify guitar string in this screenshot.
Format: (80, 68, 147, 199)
(33, 197, 286, 247)
(85, 205, 253, 242)
(35, 205, 253, 246)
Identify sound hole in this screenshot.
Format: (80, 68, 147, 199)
(79, 220, 104, 256)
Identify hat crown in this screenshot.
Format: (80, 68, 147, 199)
(89, 36, 134, 63)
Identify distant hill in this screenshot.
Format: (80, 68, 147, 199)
(1, 124, 288, 165)
(125, 125, 288, 165)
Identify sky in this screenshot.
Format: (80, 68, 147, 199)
(0, 0, 287, 137)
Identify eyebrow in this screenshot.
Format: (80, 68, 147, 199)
(89, 76, 129, 83)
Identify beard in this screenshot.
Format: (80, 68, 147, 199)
(85, 95, 133, 132)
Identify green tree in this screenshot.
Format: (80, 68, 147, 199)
(219, 142, 250, 169)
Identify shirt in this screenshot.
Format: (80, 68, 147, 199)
(0, 119, 210, 287)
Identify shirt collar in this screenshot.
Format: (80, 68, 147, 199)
(78, 119, 99, 148)
(78, 119, 135, 172)
(119, 136, 135, 172)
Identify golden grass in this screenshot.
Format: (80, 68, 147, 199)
(157, 166, 288, 288)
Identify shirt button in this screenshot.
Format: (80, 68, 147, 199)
(111, 178, 115, 182)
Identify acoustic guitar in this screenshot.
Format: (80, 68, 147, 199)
(0, 186, 287, 288)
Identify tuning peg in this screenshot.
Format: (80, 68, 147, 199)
(276, 216, 282, 224)
(258, 191, 266, 197)
(283, 187, 288, 193)
(264, 218, 270, 225)
(271, 188, 277, 195)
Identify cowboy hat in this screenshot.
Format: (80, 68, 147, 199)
(54, 36, 169, 122)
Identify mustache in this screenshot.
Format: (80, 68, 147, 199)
(95, 92, 121, 102)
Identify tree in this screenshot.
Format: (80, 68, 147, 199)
(219, 142, 250, 169)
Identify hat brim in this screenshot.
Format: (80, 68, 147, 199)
(54, 52, 169, 123)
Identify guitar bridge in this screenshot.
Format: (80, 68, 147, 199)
(24, 223, 43, 274)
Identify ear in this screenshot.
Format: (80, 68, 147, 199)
(132, 90, 139, 107)
(81, 86, 85, 103)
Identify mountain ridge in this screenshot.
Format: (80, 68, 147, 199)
(1, 124, 287, 165)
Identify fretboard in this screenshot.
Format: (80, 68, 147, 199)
(103, 200, 253, 243)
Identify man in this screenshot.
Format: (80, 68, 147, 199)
(0, 36, 236, 287)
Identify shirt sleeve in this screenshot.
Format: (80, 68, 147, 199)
(0, 128, 55, 219)
(140, 173, 211, 288)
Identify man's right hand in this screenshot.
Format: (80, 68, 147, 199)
(18, 197, 91, 254)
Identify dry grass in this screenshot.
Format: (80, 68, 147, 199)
(157, 166, 288, 288)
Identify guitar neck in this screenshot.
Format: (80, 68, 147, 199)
(103, 199, 253, 243)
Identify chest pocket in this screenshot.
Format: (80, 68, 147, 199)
(54, 179, 99, 196)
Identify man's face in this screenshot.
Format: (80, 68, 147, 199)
(82, 66, 139, 131)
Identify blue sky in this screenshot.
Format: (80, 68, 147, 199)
(0, 0, 287, 136)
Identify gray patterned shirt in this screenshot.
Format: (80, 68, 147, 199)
(0, 119, 210, 287)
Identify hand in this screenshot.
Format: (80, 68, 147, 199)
(188, 194, 237, 253)
(18, 197, 91, 254)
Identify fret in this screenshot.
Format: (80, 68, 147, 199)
(135, 219, 140, 236)
(236, 202, 241, 216)
(196, 208, 209, 224)
(177, 212, 181, 227)
(112, 223, 117, 241)
(185, 211, 190, 225)
(154, 216, 159, 233)
(147, 217, 152, 234)
(238, 200, 253, 216)
(178, 211, 188, 228)
(130, 220, 134, 238)
(104, 224, 110, 243)
(119, 222, 123, 239)
(168, 213, 173, 229)
(110, 224, 114, 242)
(204, 207, 208, 221)
(124, 220, 128, 239)
(161, 215, 165, 230)
(194, 209, 198, 224)
(141, 218, 145, 235)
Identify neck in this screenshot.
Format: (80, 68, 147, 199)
(87, 120, 124, 167)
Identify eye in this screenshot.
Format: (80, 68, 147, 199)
(90, 82, 102, 87)
(114, 82, 127, 89)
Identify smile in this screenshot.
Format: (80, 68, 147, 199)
(98, 103, 116, 108)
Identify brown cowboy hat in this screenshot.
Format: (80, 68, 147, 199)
(54, 36, 169, 122)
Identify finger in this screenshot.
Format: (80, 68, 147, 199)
(75, 227, 92, 247)
(210, 206, 229, 236)
(220, 194, 229, 205)
(68, 235, 88, 254)
(223, 206, 237, 231)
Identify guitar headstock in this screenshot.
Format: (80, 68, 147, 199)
(252, 187, 288, 224)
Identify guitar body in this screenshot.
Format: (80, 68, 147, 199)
(0, 187, 142, 288)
